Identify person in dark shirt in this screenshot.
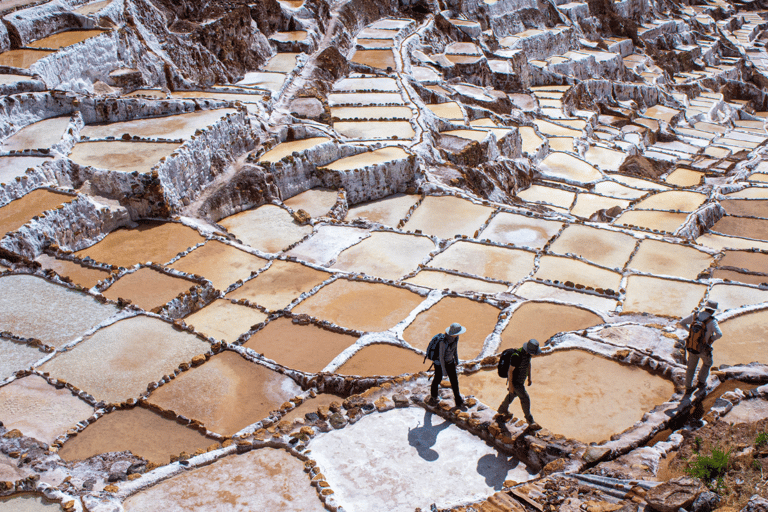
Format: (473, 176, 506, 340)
(497, 339, 540, 427)
(426, 322, 465, 408)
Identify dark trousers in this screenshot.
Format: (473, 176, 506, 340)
(430, 362, 462, 404)
(499, 382, 533, 422)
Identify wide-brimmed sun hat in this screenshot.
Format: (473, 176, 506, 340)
(445, 323, 467, 336)
(699, 300, 718, 319)
(523, 339, 541, 355)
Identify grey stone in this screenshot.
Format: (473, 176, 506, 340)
(583, 445, 611, 463)
(107, 460, 132, 481)
(691, 491, 720, 512)
(645, 477, 706, 512)
(741, 495, 768, 512)
(329, 412, 347, 429)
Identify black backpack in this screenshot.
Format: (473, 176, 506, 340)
(498, 348, 521, 378)
(424, 334, 444, 364)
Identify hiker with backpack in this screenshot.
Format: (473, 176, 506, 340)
(496, 339, 541, 428)
(679, 300, 722, 395)
(424, 323, 465, 408)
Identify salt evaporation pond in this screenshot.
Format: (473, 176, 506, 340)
(123, 448, 325, 512)
(627, 239, 713, 280)
(403, 195, 493, 239)
(535, 255, 622, 291)
(27, 29, 106, 49)
(147, 351, 302, 436)
(720, 199, 768, 218)
(570, 193, 630, 219)
(102, 267, 194, 311)
(183, 300, 268, 342)
(244, 317, 357, 373)
(68, 141, 181, 173)
(0, 49, 53, 69)
(0, 189, 73, 237)
(622, 275, 706, 318)
(632, 190, 707, 212)
(0, 337, 45, 380)
(345, 193, 419, 226)
(548, 224, 636, 269)
(614, 210, 689, 233)
(74, 0, 111, 14)
(427, 102, 464, 120)
(320, 146, 409, 171)
(309, 407, 536, 511)
(516, 184, 575, 209)
(464, 351, 674, 443)
(226, 259, 329, 311)
(499, 302, 603, 350)
(719, 250, 768, 274)
(716, 309, 768, 367)
(515, 282, 619, 312)
(350, 49, 395, 69)
(219, 204, 312, 253)
(712, 216, 768, 240)
(0, 156, 52, 183)
(264, 53, 299, 72)
(1, 116, 70, 151)
(40, 315, 210, 404)
(336, 343, 426, 376)
(404, 270, 508, 295)
(286, 225, 369, 264)
(35, 254, 110, 289)
(333, 76, 399, 91)
(332, 231, 435, 280)
(708, 283, 768, 311)
(283, 188, 338, 217)
(170, 240, 267, 291)
(333, 120, 414, 139)
(0, 494, 62, 512)
(331, 106, 411, 120)
(538, 152, 602, 184)
(256, 137, 330, 163)
(80, 109, 236, 140)
(428, 241, 536, 283)
(479, 212, 563, 249)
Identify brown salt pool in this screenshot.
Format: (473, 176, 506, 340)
(549, 224, 636, 269)
(75, 221, 204, 267)
(628, 239, 713, 280)
(27, 29, 106, 49)
(499, 301, 603, 350)
(712, 216, 768, 241)
(219, 204, 313, 253)
(69, 140, 181, 174)
(665, 168, 705, 187)
(39, 315, 210, 404)
(402, 296, 500, 361)
(428, 241, 536, 283)
(169, 240, 267, 291)
(720, 199, 768, 218)
(244, 317, 357, 373)
(426, 102, 464, 120)
(633, 190, 707, 212)
(1, 116, 70, 151)
(350, 49, 395, 69)
(462, 351, 675, 443)
(613, 210, 689, 233)
(58, 406, 215, 465)
(535, 255, 623, 291)
(716, 309, 768, 367)
(80, 109, 236, 140)
(403, 270, 508, 295)
(479, 212, 563, 249)
(293, 279, 425, 332)
(711, 268, 767, 286)
(403, 195, 494, 240)
(336, 343, 426, 376)
(345, 193, 419, 226)
(283, 188, 338, 218)
(102, 268, 194, 311)
(183, 300, 267, 342)
(0, 49, 53, 69)
(148, 351, 302, 436)
(226, 259, 329, 311)
(0, 188, 72, 236)
(332, 231, 435, 280)
(622, 275, 706, 318)
(35, 254, 110, 289)
(719, 250, 768, 274)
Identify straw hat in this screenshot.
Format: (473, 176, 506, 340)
(698, 300, 718, 320)
(523, 339, 541, 355)
(445, 323, 467, 336)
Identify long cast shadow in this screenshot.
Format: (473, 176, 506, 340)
(407, 409, 452, 462)
(476, 451, 529, 491)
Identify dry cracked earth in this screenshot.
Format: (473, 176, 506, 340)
(0, 0, 767, 510)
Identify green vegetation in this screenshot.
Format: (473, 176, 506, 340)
(756, 432, 768, 448)
(686, 446, 731, 492)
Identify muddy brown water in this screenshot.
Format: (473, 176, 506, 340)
(716, 309, 768, 367)
(293, 279, 425, 332)
(403, 195, 494, 240)
(102, 268, 193, 311)
(345, 193, 419, 226)
(623, 275, 707, 318)
(226, 259, 329, 311)
(58, 406, 215, 465)
(499, 301, 603, 351)
(549, 224, 636, 269)
(428, 241, 536, 283)
(719, 250, 768, 275)
(169, 240, 267, 291)
(0, 49, 53, 69)
(1, 116, 70, 151)
(336, 343, 426, 376)
(713, 216, 768, 241)
(351, 49, 395, 69)
(402, 297, 500, 361)
(0, 189, 72, 236)
(27, 29, 105, 49)
(720, 199, 768, 218)
(68, 140, 181, 174)
(35, 254, 110, 289)
(75, 221, 204, 267)
(244, 317, 357, 373)
(183, 300, 267, 342)
(148, 351, 302, 436)
(628, 239, 714, 280)
(332, 231, 435, 281)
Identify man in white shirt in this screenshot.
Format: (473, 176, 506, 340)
(679, 300, 722, 395)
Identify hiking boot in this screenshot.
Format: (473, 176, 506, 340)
(528, 422, 542, 431)
(455, 398, 465, 409)
(696, 381, 707, 390)
(425, 396, 439, 406)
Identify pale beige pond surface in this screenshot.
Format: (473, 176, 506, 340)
(286, 225, 370, 265)
(257, 137, 330, 163)
(665, 168, 705, 187)
(716, 309, 768, 367)
(0, 49, 53, 69)
(270, 30, 308, 42)
(350, 49, 395, 69)
(40, 315, 210, 404)
(28, 29, 105, 49)
(549, 224, 636, 269)
(184, 300, 267, 342)
(1, 116, 70, 151)
(515, 282, 619, 312)
(535, 255, 622, 291)
(169, 91, 264, 103)
(404, 270, 508, 295)
(427, 102, 464, 120)
(283, 188, 338, 217)
(711, 269, 767, 286)
(333, 76, 399, 91)
(726, 187, 768, 199)
(236, 71, 286, 91)
(403, 195, 493, 239)
(69, 140, 181, 173)
(403, 296, 500, 361)
(345, 193, 419, 226)
(627, 239, 713, 280)
(0, 274, 117, 347)
(333, 231, 435, 280)
(264, 53, 299, 72)
(74, 0, 111, 15)
(707, 283, 768, 312)
(293, 279, 425, 332)
(219, 204, 313, 253)
(58, 406, 215, 466)
(329, 92, 404, 106)
(479, 212, 563, 249)
(623, 275, 706, 318)
(170, 240, 267, 291)
(593, 181, 651, 200)
(570, 193, 630, 219)
(518, 127, 544, 154)
(463, 351, 674, 443)
(102, 267, 193, 311)
(76, 221, 204, 267)
(0, 189, 72, 236)
(0, 156, 52, 183)
(583, 145, 626, 171)
(321, 146, 409, 171)
(517, 184, 575, 209)
(697, 233, 768, 252)
(123, 448, 325, 512)
(712, 216, 768, 240)
(334, 120, 415, 139)
(0, 494, 62, 511)
(226, 259, 329, 311)
(148, 351, 302, 436)
(633, 190, 707, 212)
(607, 173, 669, 191)
(0, 375, 93, 445)
(614, 210, 689, 233)
(500, 302, 602, 350)
(336, 343, 426, 376)
(538, 152, 602, 184)
(81, 109, 235, 140)
(244, 317, 357, 373)
(35, 254, 110, 289)
(428, 241, 536, 283)
(0, 337, 45, 380)
(331, 106, 411, 120)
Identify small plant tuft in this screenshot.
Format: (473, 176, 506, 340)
(694, 436, 702, 453)
(756, 432, 768, 448)
(685, 446, 731, 492)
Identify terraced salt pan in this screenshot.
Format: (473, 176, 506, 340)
(80, 109, 236, 140)
(59, 406, 214, 465)
(320, 146, 409, 171)
(328, 93, 404, 106)
(74, 0, 111, 14)
(270, 30, 307, 42)
(0, 156, 52, 183)
(40, 315, 210, 404)
(69, 141, 181, 173)
(0, 337, 45, 380)
(293, 279, 425, 332)
(712, 216, 768, 241)
(548, 136, 574, 152)
(403, 297, 500, 361)
(632, 190, 707, 212)
(350, 49, 395, 69)
(235, 72, 286, 91)
(500, 302, 602, 350)
(614, 210, 689, 233)
(628, 239, 713, 280)
(0, 49, 53, 69)
(244, 317, 357, 373)
(549, 224, 636, 269)
(723, 399, 768, 424)
(102, 267, 193, 311)
(334, 120, 414, 139)
(404, 270, 508, 295)
(169, 91, 265, 104)
(286, 225, 369, 265)
(711, 269, 767, 286)
(333, 231, 435, 280)
(479, 212, 563, 250)
(183, 300, 268, 342)
(0, 189, 72, 236)
(570, 193, 630, 219)
(0, 275, 117, 347)
(264, 53, 299, 72)
(310, 407, 535, 511)
(697, 233, 768, 252)
(719, 250, 768, 274)
(219, 204, 313, 253)
(28, 29, 106, 49)
(426, 102, 464, 120)
(725, 187, 768, 199)
(607, 174, 669, 191)
(333, 77, 399, 91)
(515, 283, 616, 313)
(623, 275, 706, 318)
(463, 352, 674, 443)
(257, 137, 330, 163)
(76, 222, 204, 268)
(1, 116, 70, 151)
(149, 351, 301, 436)
(720, 199, 768, 218)
(403, 196, 493, 240)
(35, 254, 109, 289)
(716, 309, 768, 367)
(665, 168, 705, 187)
(0, 494, 61, 511)
(331, 106, 411, 120)
(0, 375, 93, 444)
(282, 188, 338, 218)
(538, 152, 602, 184)
(170, 240, 266, 291)
(345, 193, 419, 226)
(707, 283, 768, 312)
(535, 255, 622, 291)
(428, 241, 536, 283)
(516, 185, 574, 209)
(226, 259, 329, 311)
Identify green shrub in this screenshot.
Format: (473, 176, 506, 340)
(685, 446, 731, 492)
(756, 432, 768, 448)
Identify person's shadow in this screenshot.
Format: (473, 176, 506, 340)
(408, 409, 452, 462)
(476, 452, 525, 490)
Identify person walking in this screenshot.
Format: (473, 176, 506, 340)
(426, 323, 465, 408)
(497, 339, 541, 427)
(680, 300, 722, 395)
